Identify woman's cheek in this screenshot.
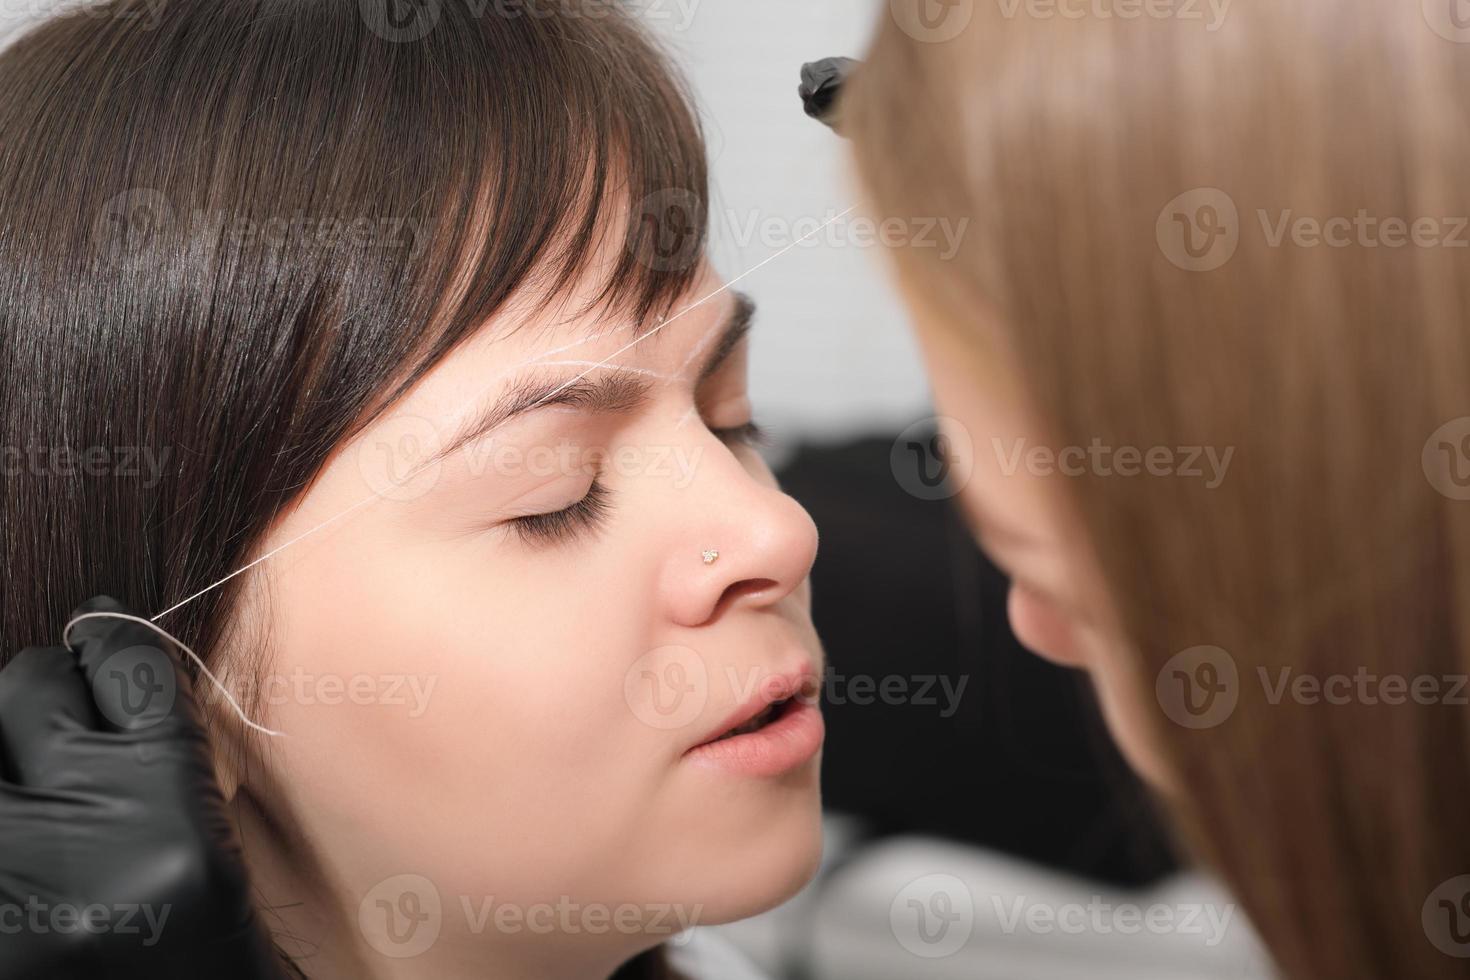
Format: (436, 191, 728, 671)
(1006, 582, 1085, 668)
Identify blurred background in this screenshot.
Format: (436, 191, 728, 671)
(646, 3, 1272, 978)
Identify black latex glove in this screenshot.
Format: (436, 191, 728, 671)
(798, 56, 859, 134)
(0, 595, 288, 980)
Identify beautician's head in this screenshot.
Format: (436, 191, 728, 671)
(0, 2, 823, 977)
(851, 3, 1470, 979)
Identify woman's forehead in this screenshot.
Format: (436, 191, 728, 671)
(450, 263, 732, 375)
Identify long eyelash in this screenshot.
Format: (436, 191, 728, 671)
(506, 420, 761, 547)
(712, 420, 768, 449)
(509, 479, 613, 545)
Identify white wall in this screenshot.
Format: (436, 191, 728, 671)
(647, 1, 935, 446)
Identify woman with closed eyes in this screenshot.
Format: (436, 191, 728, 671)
(0, 2, 824, 978)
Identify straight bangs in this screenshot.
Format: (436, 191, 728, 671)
(0, 0, 707, 650)
(372, 0, 714, 412)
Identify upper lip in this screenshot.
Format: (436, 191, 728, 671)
(686, 661, 819, 752)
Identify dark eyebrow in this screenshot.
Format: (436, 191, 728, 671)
(427, 293, 756, 467)
(696, 291, 756, 385)
(431, 371, 654, 465)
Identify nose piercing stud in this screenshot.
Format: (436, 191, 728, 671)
(702, 549, 720, 565)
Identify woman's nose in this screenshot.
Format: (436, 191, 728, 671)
(657, 443, 820, 629)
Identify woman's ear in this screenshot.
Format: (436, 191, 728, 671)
(204, 693, 248, 801)
(205, 579, 279, 801)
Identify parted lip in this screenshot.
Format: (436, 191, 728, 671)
(686, 662, 820, 752)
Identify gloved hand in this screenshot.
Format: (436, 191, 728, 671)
(798, 56, 859, 134)
(0, 595, 288, 980)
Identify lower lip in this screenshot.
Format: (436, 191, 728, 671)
(684, 699, 825, 778)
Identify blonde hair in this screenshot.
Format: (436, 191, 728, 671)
(849, 3, 1470, 978)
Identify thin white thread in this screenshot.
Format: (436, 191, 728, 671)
(671, 331, 719, 434)
(532, 361, 672, 380)
(149, 338, 627, 620)
(674, 310, 722, 378)
(136, 205, 858, 735)
(153, 204, 857, 625)
(63, 611, 288, 738)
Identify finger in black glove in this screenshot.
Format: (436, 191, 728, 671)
(799, 56, 860, 135)
(0, 595, 288, 980)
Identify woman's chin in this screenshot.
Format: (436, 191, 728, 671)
(695, 800, 825, 926)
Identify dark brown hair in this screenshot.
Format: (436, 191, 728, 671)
(848, 3, 1470, 979)
(0, 1, 705, 975)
